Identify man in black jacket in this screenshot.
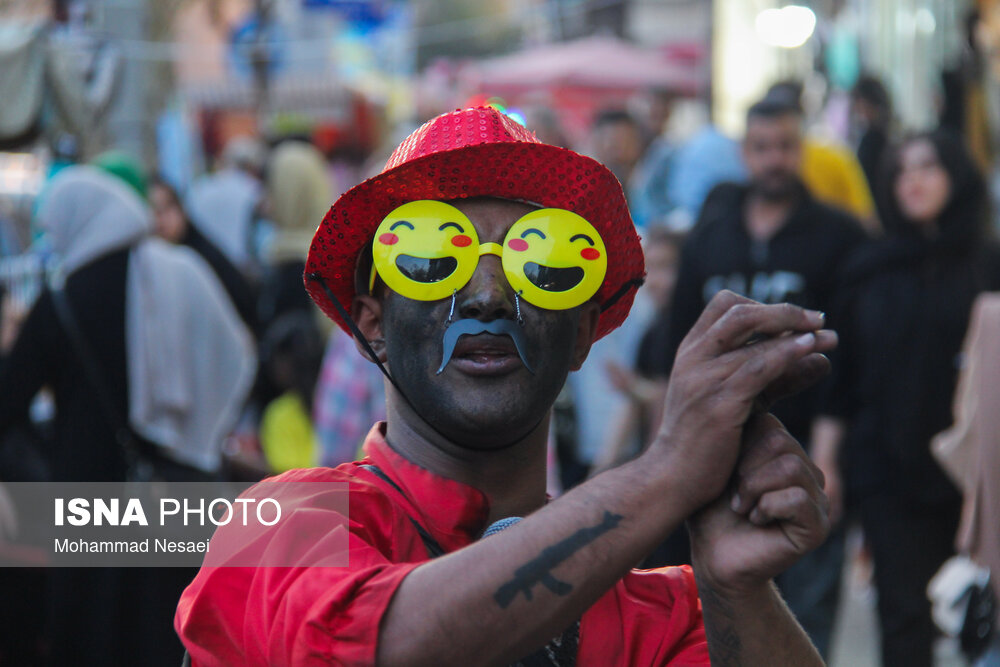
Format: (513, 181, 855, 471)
(664, 96, 868, 658)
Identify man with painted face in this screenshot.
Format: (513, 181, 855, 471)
(176, 107, 834, 666)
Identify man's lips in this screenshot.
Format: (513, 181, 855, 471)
(452, 333, 518, 359)
(448, 333, 524, 376)
(437, 318, 535, 375)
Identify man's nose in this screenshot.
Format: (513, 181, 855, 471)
(456, 254, 516, 321)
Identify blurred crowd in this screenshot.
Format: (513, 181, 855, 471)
(575, 77, 1000, 667)
(0, 49, 999, 667)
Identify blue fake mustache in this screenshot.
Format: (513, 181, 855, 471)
(437, 318, 535, 375)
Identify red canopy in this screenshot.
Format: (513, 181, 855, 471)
(451, 36, 704, 145)
(464, 36, 701, 93)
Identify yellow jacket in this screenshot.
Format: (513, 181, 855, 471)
(801, 139, 876, 228)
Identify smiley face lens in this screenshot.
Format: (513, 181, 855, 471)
(371, 201, 480, 301)
(371, 201, 607, 310)
(502, 209, 607, 310)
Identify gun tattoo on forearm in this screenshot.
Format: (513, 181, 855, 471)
(493, 511, 624, 609)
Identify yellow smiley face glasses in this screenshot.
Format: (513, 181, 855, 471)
(370, 200, 608, 310)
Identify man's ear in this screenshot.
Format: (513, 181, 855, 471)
(570, 301, 601, 371)
(352, 294, 388, 363)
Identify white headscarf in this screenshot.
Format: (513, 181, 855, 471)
(126, 238, 257, 472)
(37, 165, 150, 278)
(37, 166, 256, 473)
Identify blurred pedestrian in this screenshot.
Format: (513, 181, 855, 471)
(932, 293, 1000, 666)
(767, 80, 878, 231)
(666, 95, 868, 657)
(665, 114, 748, 231)
(593, 226, 683, 473)
(632, 88, 677, 150)
(586, 109, 644, 201)
(939, 9, 993, 174)
(313, 327, 386, 468)
(186, 135, 265, 274)
(560, 110, 656, 486)
(564, 274, 653, 490)
(149, 177, 258, 331)
(0, 166, 256, 665)
(629, 91, 678, 229)
(258, 311, 324, 473)
(257, 140, 332, 328)
(850, 75, 893, 196)
(816, 129, 1000, 667)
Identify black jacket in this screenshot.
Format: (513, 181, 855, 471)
(826, 235, 1000, 506)
(0, 250, 132, 481)
(665, 182, 868, 442)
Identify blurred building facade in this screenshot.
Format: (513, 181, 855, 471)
(713, 0, 973, 134)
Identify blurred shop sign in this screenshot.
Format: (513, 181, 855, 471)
(228, 14, 288, 79)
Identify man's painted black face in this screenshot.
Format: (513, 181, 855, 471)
(379, 198, 586, 449)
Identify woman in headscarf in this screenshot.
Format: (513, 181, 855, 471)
(0, 166, 256, 665)
(149, 176, 258, 332)
(257, 140, 332, 327)
(815, 129, 1000, 667)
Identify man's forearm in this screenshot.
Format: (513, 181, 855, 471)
(378, 450, 695, 667)
(696, 576, 823, 667)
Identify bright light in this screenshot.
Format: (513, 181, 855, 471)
(0, 153, 44, 197)
(506, 108, 527, 127)
(756, 5, 817, 49)
(915, 8, 936, 34)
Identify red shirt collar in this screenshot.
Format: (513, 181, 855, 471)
(361, 422, 492, 552)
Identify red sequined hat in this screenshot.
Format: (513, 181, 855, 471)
(305, 106, 644, 341)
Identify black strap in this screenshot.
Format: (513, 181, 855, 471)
(360, 464, 446, 559)
(50, 288, 149, 478)
(306, 272, 405, 397)
(600, 277, 644, 313)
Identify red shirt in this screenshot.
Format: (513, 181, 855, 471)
(176, 424, 710, 666)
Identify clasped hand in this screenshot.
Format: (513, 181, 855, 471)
(650, 291, 834, 595)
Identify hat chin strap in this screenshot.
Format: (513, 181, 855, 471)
(306, 272, 544, 452)
(307, 272, 404, 395)
(600, 277, 645, 313)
